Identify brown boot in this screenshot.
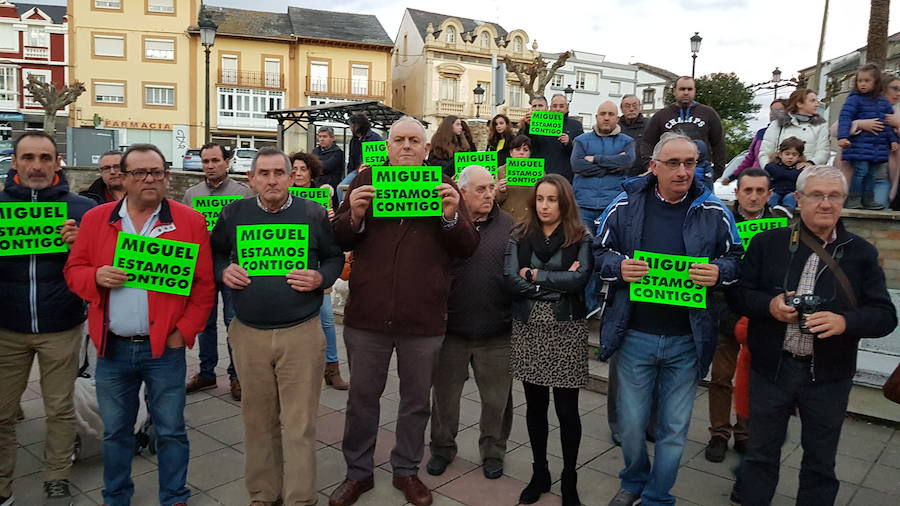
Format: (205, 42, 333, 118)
(324, 361, 349, 390)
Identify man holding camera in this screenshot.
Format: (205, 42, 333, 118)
(728, 165, 896, 505)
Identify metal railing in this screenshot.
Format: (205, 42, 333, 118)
(218, 69, 284, 89)
(304, 76, 386, 99)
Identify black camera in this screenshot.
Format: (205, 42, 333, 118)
(785, 294, 824, 335)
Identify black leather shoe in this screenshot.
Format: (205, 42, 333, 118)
(426, 455, 450, 476)
(705, 436, 728, 463)
(482, 458, 503, 479)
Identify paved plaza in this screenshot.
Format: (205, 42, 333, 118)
(9, 321, 900, 505)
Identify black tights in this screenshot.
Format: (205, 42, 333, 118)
(522, 381, 581, 470)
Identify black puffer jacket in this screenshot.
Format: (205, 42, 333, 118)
(727, 220, 897, 382)
(313, 144, 345, 189)
(446, 205, 514, 339)
(523, 116, 584, 182)
(347, 129, 383, 174)
(79, 176, 112, 205)
(0, 169, 96, 334)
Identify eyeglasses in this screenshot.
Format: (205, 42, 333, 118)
(799, 192, 846, 204)
(124, 169, 167, 180)
(889, 85, 900, 92)
(656, 159, 698, 170)
(99, 164, 121, 172)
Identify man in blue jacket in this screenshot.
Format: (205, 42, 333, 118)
(0, 131, 95, 506)
(595, 132, 742, 506)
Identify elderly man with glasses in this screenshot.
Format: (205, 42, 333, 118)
(594, 132, 743, 506)
(65, 143, 215, 506)
(728, 165, 896, 505)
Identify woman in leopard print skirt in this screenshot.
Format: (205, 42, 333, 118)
(504, 174, 592, 506)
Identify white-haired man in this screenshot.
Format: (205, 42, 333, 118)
(728, 165, 896, 505)
(329, 117, 479, 506)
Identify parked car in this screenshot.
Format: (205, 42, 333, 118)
(182, 149, 203, 171)
(0, 155, 11, 187)
(230, 148, 258, 173)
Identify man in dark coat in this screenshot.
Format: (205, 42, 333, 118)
(313, 126, 345, 189)
(79, 150, 124, 204)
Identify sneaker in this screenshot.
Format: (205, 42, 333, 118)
(482, 458, 503, 479)
(733, 439, 748, 455)
(426, 455, 450, 476)
(608, 488, 640, 506)
(705, 436, 728, 463)
(186, 373, 217, 393)
(44, 479, 72, 506)
(0, 495, 14, 506)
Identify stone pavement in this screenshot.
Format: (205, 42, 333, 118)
(9, 322, 900, 505)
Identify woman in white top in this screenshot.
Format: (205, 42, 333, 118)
(758, 89, 830, 168)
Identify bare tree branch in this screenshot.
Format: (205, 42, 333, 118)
(502, 51, 572, 101)
(23, 75, 85, 137)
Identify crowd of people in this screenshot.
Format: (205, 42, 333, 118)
(0, 64, 898, 506)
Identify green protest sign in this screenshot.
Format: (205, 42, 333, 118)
(454, 151, 498, 177)
(113, 233, 199, 296)
(529, 110, 564, 136)
(0, 202, 68, 256)
(361, 141, 388, 166)
(236, 224, 309, 276)
(505, 158, 545, 186)
(629, 250, 708, 309)
(372, 166, 443, 218)
(289, 187, 331, 209)
(735, 217, 787, 250)
(192, 196, 243, 231)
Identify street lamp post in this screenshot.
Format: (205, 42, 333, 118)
(772, 66, 782, 100)
(690, 32, 702, 78)
(199, 12, 218, 145)
(473, 83, 485, 119)
(564, 84, 574, 103)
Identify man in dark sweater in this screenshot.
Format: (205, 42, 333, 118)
(79, 150, 125, 204)
(426, 165, 514, 481)
(523, 94, 584, 182)
(211, 147, 344, 506)
(643, 77, 726, 180)
(620, 95, 651, 176)
(595, 132, 742, 506)
(313, 126, 346, 189)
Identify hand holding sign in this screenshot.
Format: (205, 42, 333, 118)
(621, 258, 650, 282)
(437, 182, 459, 220)
(96, 265, 128, 288)
(61, 219, 78, 245)
(559, 133, 570, 146)
(286, 269, 323, 292)
(688, 263, 719, 287)
(350, 184, 376, 227)
(223, 263, 251, 290)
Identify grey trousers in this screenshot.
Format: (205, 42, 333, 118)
(341, 326, 443, 480)
(429, 334, 513, 462)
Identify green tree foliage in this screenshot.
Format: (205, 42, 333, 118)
(722, 118, 753, 161)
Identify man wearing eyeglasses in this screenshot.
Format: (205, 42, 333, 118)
(64, 144, 214, 506)
(594, 132, 742, 506)
(728, 165, 896, 505)
(80, 150, 125, 204)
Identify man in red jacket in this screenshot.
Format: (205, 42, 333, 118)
(64, 144, 214, 506)
(328, 117, 479, 506)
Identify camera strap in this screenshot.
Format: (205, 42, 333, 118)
(788, 224, 858, 309)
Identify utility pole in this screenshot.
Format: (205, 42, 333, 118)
(813, 0, 830, 95)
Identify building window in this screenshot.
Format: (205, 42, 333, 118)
(147, 0, 174, 13)
(93, 35, 124, 57)
(581, 113, 593, 128)
(575, 71, 597, 91)
(610, 81, 622, 96)
(28, 28, 48, 48)
(218, 87, 284, 120)
(0, 25, 16, 51)
(477, 81, 491, 102)
(513, 37, 523, 53)
(94, 0, 121, 8)
(509, 85, 524, 108)
(642, 88, 656, 104)
(264, 58, 281, 88)
(145, 84, 174, 106)
(94, 81, 125, 104)
(402, 34, 408, 62)
(144, 38, 174, 60)
(309, 60, 329, 92)
(480, 32, 490, 48)
(221, 54, 238, 84)
(445, 26, 456, 43)
(550, 74, 564, 88)
(351, 64, 370, 95)
(439, 77, 458, 101)
(0, 67, 16, 103)
(23, 70, 50, 107)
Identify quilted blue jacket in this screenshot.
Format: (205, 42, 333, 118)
(838, 90, 899, 163)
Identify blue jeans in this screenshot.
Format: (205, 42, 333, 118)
(767, 192, 797, 208)
(321, 292, 338, 363)
(198, 282, 237, 380)
(617, 330, 698, 506)
(96, 339, 190, 506)
(874, 177, 890, 208)
(849, 161, 885, 194)
(579, 207, 603, 311)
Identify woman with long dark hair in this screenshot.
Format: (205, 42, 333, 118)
(428, 115, 471, 177)
(487, 113, 514, 165)
(505, 174, 591, 506)
(495, 134, 535, 223)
